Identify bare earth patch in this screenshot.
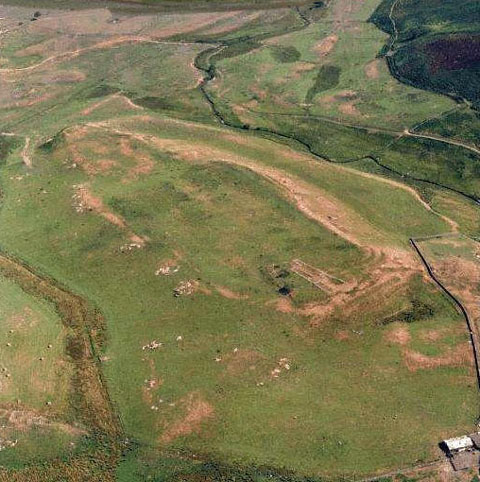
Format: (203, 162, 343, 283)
(365, 59, 381, 79)
(73, 183, 146, 245)
(384, 324, 411, 346)
(216, 286, 249, 300)
(7, 306, 38, 331)
(119, 137, 154, 181)
(272, 297, 295, 313)
(334, 330, 350, 341)
(403, 343, 473, 372)
(160, 392, 214, 444)
(0, 408, 85, 436)
(420, 329, 445, 343)
(148, 12, 238, 39)
(84, 118, 438, 328)
(339, 101, 362, 117)
(313, 34, 338, 58)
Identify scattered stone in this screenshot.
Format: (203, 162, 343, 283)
(142, 340, 162, 351)
(0, 438, 17, 451)
(145, 379, 156, 389)
(271, 358, 292, 378)
(120, 242, 142, 253)
(155, 264, 179, 276)
(173, 280, 198, 297)
(6, 343, 11, 347)
(214, 357, 222, 363)
(271, 367, 281, 378)
(72, 185, 87, 213)
(176, 335, 183, 342)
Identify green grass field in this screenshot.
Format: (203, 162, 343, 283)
(0, 1, 478, 480)
(0, 275, 82, 469)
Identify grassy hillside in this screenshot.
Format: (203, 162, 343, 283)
(0, 1, 478, 480)
(0, 275, 80, 469)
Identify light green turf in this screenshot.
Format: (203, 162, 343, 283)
(212, 0, 455, 129)
(0, 275, 79, 468)
(0, 115, 475, 476)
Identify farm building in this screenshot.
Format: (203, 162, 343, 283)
(444, 435, 474, 453)
(442, 433, 480, 471)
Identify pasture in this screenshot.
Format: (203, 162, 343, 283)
(0, 1, 478, 480)
(0, 274, 80, 469)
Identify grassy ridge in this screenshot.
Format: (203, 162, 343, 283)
(0, 1, 478, 479)
(0, 113, 474, 477)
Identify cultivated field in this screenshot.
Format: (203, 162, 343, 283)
(0, 1, 479, 481)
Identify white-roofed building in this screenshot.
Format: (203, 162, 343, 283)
(444, 435, 474, 453)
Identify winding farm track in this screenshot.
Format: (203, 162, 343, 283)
(0, 36, 208, 75)
(359, 458, 445, 482)
(405, 129, 480, 157)
(242, 107, 480, 158)
(194, 22, 480, 205)
(20, 136, 31, 167)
